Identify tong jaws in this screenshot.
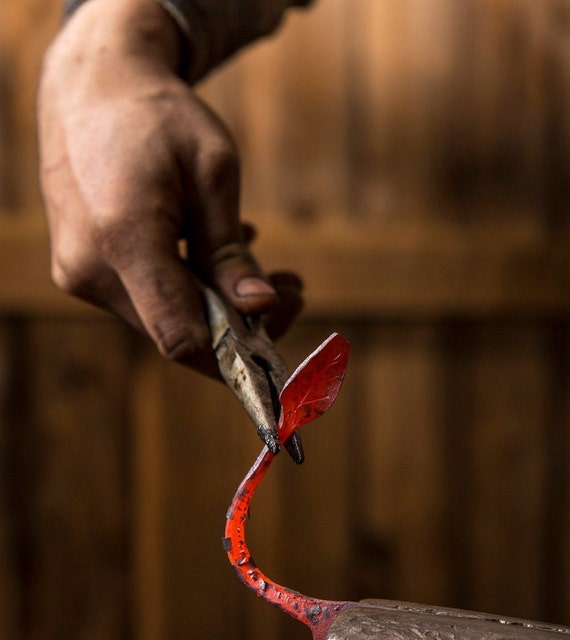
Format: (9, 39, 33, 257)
(204, 287, 304, 463)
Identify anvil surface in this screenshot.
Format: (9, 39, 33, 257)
(326, 600, 570, 640)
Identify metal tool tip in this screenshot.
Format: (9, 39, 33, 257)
(257, 425, 280, 455)
(285, 433, 305, 465)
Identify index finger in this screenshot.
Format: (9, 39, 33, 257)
(95, 207, 220, 377)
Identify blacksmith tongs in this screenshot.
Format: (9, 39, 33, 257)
(204, 287, 304, 464)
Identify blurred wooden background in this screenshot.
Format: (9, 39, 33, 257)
(0, 1, 569, 639)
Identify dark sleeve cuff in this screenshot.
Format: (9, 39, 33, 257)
(63, 0, 89, 16)
(155, 0, 315, 82)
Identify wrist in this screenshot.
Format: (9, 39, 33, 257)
(57, 0, 183, 77)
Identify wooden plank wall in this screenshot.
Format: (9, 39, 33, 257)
(0, 1, 568, 640)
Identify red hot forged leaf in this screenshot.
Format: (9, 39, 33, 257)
(224, 333, 354, 640)
(277, 333, 351, 443)
(225, 333, 570, 640)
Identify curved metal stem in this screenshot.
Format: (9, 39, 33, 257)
(224, 445, 353, 639)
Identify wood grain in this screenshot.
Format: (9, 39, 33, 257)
(0, 322, 20, 639)
(21, 319, 131, 640)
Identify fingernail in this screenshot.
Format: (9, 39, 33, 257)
(235, 277, 277, 298)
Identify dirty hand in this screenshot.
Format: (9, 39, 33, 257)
(38, 0, 303, 377)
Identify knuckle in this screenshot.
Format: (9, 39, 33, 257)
(51, 256, 91, 297)
(198, 141, 239, 193)
(91, 213, 137, 266)
(160, 335, 198, 363)
(50, 260, 74, 294)
(210, 241, 251, 267)
(154, 324, 209, 365)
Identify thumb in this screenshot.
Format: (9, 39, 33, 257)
(202, 239, 279, 316)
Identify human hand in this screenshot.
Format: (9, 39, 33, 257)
(38, 0, 303, 377)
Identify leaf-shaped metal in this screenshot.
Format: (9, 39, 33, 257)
(277, 333, 350, 442)
(224, 333, 570, 640)
(224, 333, 353, 640)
